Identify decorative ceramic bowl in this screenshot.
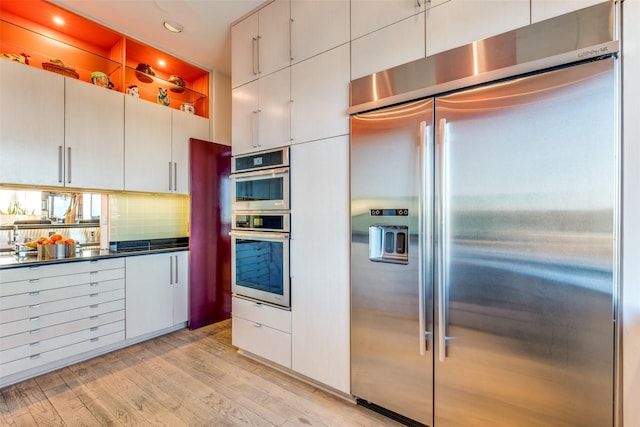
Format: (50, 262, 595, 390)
(135, 63, 155, 83)
(169, 75, 185, 93)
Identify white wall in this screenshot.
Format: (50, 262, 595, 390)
(622, 0, 640, 425)
(210, 70, 232, 145)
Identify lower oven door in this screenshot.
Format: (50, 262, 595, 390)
(230, 230, 290, 308)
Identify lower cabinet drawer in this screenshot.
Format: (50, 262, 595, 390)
(1, 299, 124, 338)
(1, 320, 124, 365)
(0, 285, 124, 323)
(0, 330, 125, 378)
(232, 316, 291, 368)
(232, 296, 291, 333)
(1, 309, 124, 350)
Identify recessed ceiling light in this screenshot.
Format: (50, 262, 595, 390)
(158, 59, 166, 67)
(53, 16, 65, 26)
(163, 21, 183, 33)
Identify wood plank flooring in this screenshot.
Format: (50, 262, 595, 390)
(0, 319, 402, 426)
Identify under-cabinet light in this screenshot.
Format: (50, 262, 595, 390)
(163, 21, 183, 33)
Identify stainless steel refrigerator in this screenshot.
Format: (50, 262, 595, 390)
(350, 4, 618, 426)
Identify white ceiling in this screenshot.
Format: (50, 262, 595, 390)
(50, 0, 266, 75)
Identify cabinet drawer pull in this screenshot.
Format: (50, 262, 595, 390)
(30, 353, 41, 360)
(90, 293, 99, 298)
(28, 266, 41, 270)
(30, 329, 40, 334)
(90, 315, 99, 320)
(29, 279, 40, 284)
(90, 304, 99, 309)
(30, 316, 40, 321)
(90, 282, 99, 286)
(90, 337, 99, 343)
(90, 326, 99, 332)
(30, 341, 40, 347)
(90, 260, 99, 264)
(252, 322, 262, 328)
(29, 291, 40, 295)
(30, 304, 41, 309)
(90, 271, 99, 275)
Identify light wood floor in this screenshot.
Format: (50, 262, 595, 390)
(0, 319, 402, 426)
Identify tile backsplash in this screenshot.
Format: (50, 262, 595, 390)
(110, 193, 189, 241)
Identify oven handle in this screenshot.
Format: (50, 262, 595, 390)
(229, 230, 290, 241)
(230, 166, 289, 180)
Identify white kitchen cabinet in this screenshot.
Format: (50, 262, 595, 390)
(231, 0, 290, 89)
(171, 110, 210, 194)
(351, 0, 441, 40)
(290, 0, 350, 65)
(0, 61, 125, 191)
(290, 136, 350, 393)
(291, 45, 350, 145)
(0, 60, 64, 187)
(125, 97, 205, 194)
(125, 251, 188, 340)
(232, 68, 290, 156)
(65, 78, 125, 191)
(124, 96, 172, 193)
(172, 251, 189, 325)
(426, 0, 530, 56)
(0, 258, 125, 385)
(531, 0, 604, 23)
(232, 296, 291, 368)
(351, 12, 426, 80)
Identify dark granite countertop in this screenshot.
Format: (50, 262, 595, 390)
(0, 237, 189, 270)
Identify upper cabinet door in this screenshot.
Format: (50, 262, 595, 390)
(231, 0, 290, 89)
(232, 13, 259, 88)
(0, 60, 64, 187)
(351, 12, 426, 80)
(172, 111, 210, 194)
(351, 0, 427, 40)
(291, 44, 350, 144)
(290, 0, 350, 65)
(426, 0, 530, 57)
(65, 78, 125, 191)
(124, 97, 172, 193)
(258, 0, 291, 77)
(531, 0, 605, 23)
(231, 80, 259, 156)
(258, 67, 291, 152)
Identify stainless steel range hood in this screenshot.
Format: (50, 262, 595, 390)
(349, 1, 618, 114)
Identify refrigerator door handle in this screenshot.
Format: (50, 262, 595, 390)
(419, 120, 432, 354)
(437, 117, 449, 362)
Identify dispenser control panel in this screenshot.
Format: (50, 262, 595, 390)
(369, 225, 409, 264)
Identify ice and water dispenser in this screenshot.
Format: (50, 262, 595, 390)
(368, 209, 409, 264)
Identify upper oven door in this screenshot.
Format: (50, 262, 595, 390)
(231, 167, 289, 211)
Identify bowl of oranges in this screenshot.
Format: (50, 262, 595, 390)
(33, 234, 77, 259)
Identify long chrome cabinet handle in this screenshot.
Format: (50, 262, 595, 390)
(67, 147, 72, 183)
(256, 35, 261, 74)
(419, 120, 433, 354)
(174, 162, 177, 192)
(168, 161, 173, 191)
(437, 117, 449, 362)
(58, 146, 63, 183)
(170, 255, 174, 285)
(175, 255, 179, 284)
(256, 109, 261, 147)
(252, 37, 258, 75)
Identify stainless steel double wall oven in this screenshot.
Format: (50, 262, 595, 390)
(230, 147, 291, 308)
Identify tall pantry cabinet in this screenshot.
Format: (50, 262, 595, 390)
(231, 0, 351, 394)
